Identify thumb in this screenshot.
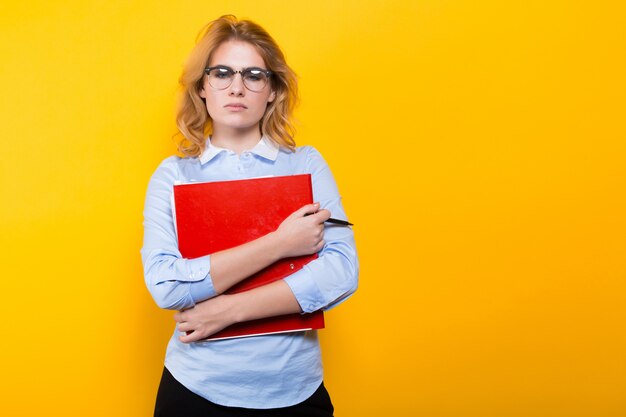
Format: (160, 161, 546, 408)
(313, 208, 332, 222)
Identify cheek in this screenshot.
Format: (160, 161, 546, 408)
(203, 92, 220, 114)
(255, 94, 273, 110)
(253, 100, 271, 118)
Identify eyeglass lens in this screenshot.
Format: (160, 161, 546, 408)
(207, 67, 269, 92)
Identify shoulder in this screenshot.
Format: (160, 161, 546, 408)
(152, 155, 199, 175)
(290, 146, 329, 171)
(294, 145, 323, 158)
(148, 155, 198, 185)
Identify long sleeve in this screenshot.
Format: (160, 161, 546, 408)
(284, 147, 359, 312)
(145, 139, 357, 410)
(141, 157, 217, 310)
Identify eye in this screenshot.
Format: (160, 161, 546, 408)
(243, 69, 265, 82)
(211, 67, 234, 79)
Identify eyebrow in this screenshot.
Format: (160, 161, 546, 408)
(211, 65, 268, 72)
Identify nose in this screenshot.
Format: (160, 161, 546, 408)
(228, 73, 245, 96)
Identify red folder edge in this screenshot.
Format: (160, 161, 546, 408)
(173, 174, 324, 341)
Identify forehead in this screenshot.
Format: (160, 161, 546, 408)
(209, 40, 266, 68)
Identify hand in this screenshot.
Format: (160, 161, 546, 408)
(273, 203, 331, 258)
(173, 295, 237, 343)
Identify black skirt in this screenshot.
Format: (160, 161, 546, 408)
(154, 367, 334, 417)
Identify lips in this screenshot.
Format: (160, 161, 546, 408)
(224, 103, 247, 110)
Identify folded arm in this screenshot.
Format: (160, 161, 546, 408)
(174, 279, 302, 343)
(173, 148, 360, 341)
(141, 157, 332, 310)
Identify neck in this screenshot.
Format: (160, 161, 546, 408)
(211, 125, 262, 155)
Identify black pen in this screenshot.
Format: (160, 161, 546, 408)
(304, 212, 353, 226)
(324, 217, 353, 226)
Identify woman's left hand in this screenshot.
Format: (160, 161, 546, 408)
(173, 295, 237, 343)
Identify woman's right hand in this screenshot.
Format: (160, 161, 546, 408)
(273, 203, 331, 258)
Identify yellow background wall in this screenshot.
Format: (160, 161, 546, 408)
(1, 1, 624, 415)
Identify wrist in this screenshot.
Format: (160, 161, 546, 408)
(228, 292, 251, 323)
(264, 230, 287, 261)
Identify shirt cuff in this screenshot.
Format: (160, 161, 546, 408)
(283, 266, 326, 313)
(186, 256, 217, 303)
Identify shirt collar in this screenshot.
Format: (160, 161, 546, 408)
(199, 135, 280, 165)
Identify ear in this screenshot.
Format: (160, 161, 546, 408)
(199, 87, 206, 99)
(268, 90, 276, 103)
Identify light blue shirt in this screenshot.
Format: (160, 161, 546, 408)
(141, 137, 359, 408)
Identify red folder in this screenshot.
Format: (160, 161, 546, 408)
(173, 174, 324, 341)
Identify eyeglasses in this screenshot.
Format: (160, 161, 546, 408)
(204, 66, 273, 92)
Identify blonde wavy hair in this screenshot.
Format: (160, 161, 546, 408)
(176, 15, 299, 157)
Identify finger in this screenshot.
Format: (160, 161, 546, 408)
(290, 203, 320, 219)
(177, 322, 193, 333)
(179, 329, 205, 344)
(173, 311, 185, 322)
(315, 239, 326, 252)
(311, 208, 331, 222)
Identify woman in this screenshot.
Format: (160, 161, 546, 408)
(141, 15, 358, 416)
